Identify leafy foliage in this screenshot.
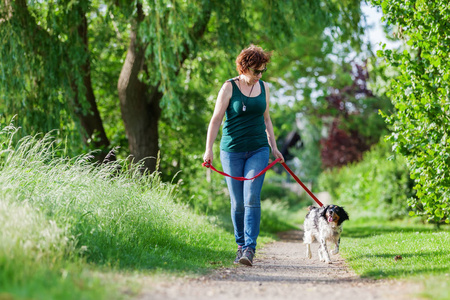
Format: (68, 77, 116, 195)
(318, 140, 415, 220)
(319, 62, 393, 168)
(0, 0, 87, 146)
(372, 0, 450, 223)
(1, 0, 366, 170)
(269, 17, 391, 172)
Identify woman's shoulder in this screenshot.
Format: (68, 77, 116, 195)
(222, 78, 238, 91)
(227, 77, 239, 84)
(219, 79, 234, 97)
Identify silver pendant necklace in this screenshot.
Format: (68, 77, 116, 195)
(238, 77, 255, 112)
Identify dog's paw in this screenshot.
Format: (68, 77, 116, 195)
(326, 260, 332, 264)
(331, 249, 339, 255)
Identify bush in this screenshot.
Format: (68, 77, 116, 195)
(318, 140, 415, 220)
(262, 170, 311, 209)
(372, 0, 450, 223)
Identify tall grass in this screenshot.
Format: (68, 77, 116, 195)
(0, 124, 237, 299)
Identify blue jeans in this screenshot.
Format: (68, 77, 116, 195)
(220, 147, 270, 251)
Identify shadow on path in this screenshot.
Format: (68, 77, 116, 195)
(138, 230, 424, 300)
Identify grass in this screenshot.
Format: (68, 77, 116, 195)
(259, 200, 301, 241)
(0, 125, 252, 299)
(5, 122, 450, 300)
(340, 218, 450, 300)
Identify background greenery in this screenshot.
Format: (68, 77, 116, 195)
(370, 0, 450, 223)
(1, 0, 450, 299)
(318, 140, 415, 220)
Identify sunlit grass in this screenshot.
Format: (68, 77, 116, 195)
(0, 189, 115, 299)
(0, 124, 239, 299)
(340, 218, 450, 300)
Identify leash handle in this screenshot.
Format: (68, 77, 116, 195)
(202, 158, 323, 207)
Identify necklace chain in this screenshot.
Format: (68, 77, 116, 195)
(238, 77, 255, 112)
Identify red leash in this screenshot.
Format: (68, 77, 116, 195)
(280, 162, 323, 207)
(202, 158, 323, 207)
(202, 158, 280, 181)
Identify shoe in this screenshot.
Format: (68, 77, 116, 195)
(233, 247, 243, 264)
(239, 248, 255, 266)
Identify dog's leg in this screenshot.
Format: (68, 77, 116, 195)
(304, 231, 313, 259)
(305, 243, 312, 259)
(320, 238, 332, 264)
(331, 238, 340, 255)
(317, 244, 324, 262)
(317, 240, 326, 262)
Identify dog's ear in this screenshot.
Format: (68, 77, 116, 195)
(337, 207, 349, 225)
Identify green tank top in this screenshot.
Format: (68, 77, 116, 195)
(220, 79, 269, 152)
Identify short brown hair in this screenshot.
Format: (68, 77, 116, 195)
(235, 44, 272, 74)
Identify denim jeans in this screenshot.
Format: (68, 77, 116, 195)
(220, 147, 270, 251)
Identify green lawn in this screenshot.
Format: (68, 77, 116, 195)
(341, 218, 450, 300)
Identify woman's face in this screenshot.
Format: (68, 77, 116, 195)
(243, 64, 266, 84)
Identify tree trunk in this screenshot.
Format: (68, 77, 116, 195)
(118, 27, 162, 173)
(117, 2, 211, 173)
(74, 13, 112, 161)
(13, 0, 111, 161)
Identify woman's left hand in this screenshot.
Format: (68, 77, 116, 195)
(272, 149, 285, 163)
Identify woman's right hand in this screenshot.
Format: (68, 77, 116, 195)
(203, 150, 213, 165)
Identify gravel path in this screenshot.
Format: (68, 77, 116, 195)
(138, 230, 423, 300)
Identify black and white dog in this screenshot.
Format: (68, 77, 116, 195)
(303, 205, 349, 264)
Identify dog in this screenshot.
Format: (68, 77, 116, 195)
(303, 204, 349, 264)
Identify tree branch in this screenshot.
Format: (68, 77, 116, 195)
(177, 2, 212, 72)
(11, 0, 62, 54)
(10, 0, 110, 156)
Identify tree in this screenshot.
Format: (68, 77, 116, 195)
(270, 40, 392, 172)
(1, 0, 110, 159)
(372, 0, 450, 223)
(1, 0, 365, 173)
(320, 61, 393, 168)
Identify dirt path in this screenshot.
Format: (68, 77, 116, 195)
(138, 230, 423, 300)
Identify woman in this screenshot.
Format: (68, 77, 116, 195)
(203, 44, 284, 266)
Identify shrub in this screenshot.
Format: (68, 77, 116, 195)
(372, 0, 450, 223)
(318, 140, 415, 219)
(262, 170, 311, 209)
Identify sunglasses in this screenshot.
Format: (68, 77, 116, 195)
(249, 67, 267, 75)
